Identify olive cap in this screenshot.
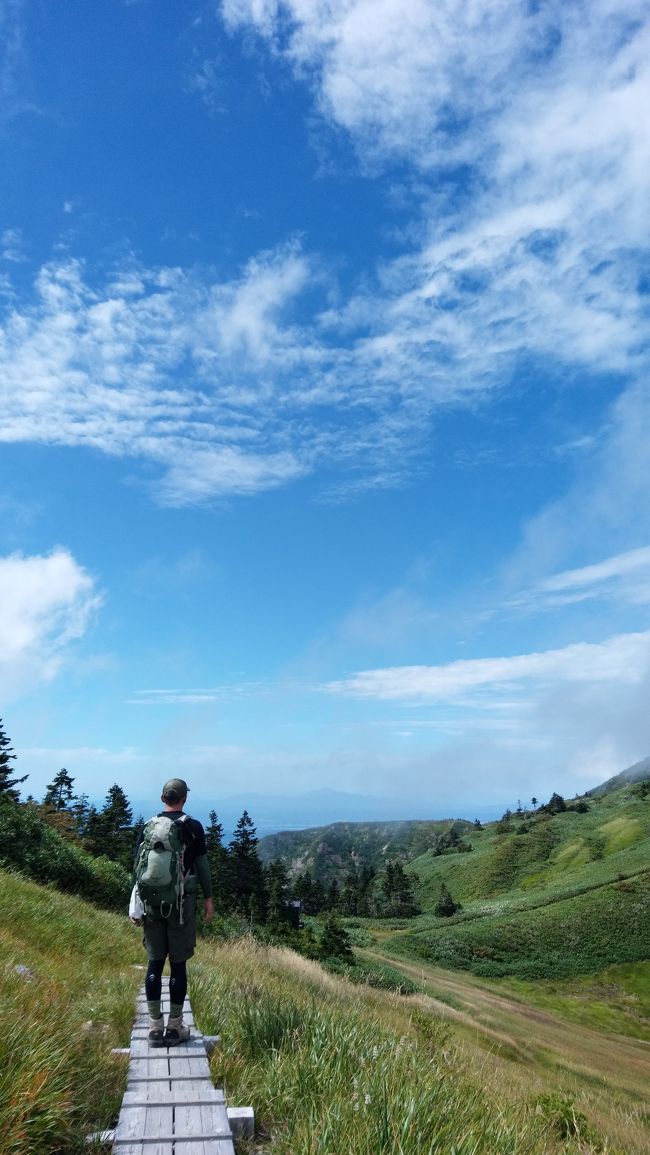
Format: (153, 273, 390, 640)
(161, 777, 189, 801)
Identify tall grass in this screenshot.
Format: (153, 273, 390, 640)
(0, 869, 141, 1155)
(191, 938, 614, 1154)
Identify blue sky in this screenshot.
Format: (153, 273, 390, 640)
(2, 0, 650, 823)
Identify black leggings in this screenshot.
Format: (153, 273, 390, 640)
(146, 958, 187, 1007)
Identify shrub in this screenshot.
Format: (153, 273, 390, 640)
(0, 796, 130, 911)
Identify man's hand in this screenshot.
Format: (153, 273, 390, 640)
(129, 917, 143, 926)
(204, 897, 214, 923)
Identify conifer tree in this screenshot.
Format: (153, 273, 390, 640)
(434, 882, 461, 918)
(545, 791, 567, 814)
(326, 878, 340, 911)
(0, 719, 28, 801)
(86, 783, 134, 869)
(310, 878, 326, 914)
(43, 768, 76, 811)
(319, 914, 354, 962)
(206, 810, 229, 913)
(229, 810, 267, 920)
(295, 869, 314, 909)
(267, 858, 290, 924)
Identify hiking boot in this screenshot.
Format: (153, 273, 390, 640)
(148, 1016, 165, 1047)
(164, 1015, 190, 1046)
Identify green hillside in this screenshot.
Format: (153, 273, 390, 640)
(258, 817, 474, 880)
(3, 868, 649, 1152)
(260, 778, 650, 980)
(370, 782, 650, 979)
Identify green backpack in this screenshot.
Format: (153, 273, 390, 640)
(135, 814, 189, 918)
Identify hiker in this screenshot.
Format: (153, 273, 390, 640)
(131, 777, 214, 1047)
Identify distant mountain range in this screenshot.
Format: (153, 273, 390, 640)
(127, 756, 650, 840)
(256, 756, 650, 880)
(128, 788, 505, 838)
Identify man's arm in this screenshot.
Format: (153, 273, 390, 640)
(194, 854, 214, 921)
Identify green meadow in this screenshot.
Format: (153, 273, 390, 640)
(2, 866, 650, 1155)
(358, 784, 650, 980)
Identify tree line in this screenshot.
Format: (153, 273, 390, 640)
(0, 720, 420, 925)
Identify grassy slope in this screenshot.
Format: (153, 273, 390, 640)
(353, 947, 650, 1153)
(3, 869, 648, 1154)
(191, 937, 648, 1155)
(368, 784, 650, 978)
(0, 869, 142, 1155)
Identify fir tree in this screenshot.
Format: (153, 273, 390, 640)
(310, 878, 327, 914)
(545, 791, 567, 814)
(0, 719, 28, 801)
(86, 783, 134, 870)
(267, 858, 290, 924)
(379, 860, 420, 917)
(434, 882, 461, 918)
(318, 914, 354, 962)
(326, 878, 340, 911)
(43, 768, 76, 811)
(205, 810, 229, 912)
(229, 810, 267, 921)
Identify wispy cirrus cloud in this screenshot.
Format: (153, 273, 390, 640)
(128, 682, 272, 704)
(508, 547, 650, 612)
(2, 3, 649, 516)
(219, 0, 650, 516)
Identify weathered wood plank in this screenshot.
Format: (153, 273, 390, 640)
(112, 1142, 172, 1152)
(112, 986, 236, 1155)
(173, 1103, 232, 1139)
(114, 1105, 173, 1141)
(173, 1143, 236, 1155)
(122, 1082, 224, 1105)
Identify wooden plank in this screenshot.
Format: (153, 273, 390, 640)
(128, 1058, 171, 1079)
(173, 1143, 236, 1155)
(111, 1146, 172, 1155)
(112, 986, 235, 1155)
(123, 1082, 224, 1105)
(164, 1056, 211, 1079)
(113, 1136, 233, 1145)
(114, 1106, 173, 1141)
(127, 1073, 210, 1084)
(172, 1103, 231, 1140)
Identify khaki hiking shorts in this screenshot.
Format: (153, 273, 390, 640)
(142, 893, 197, 963)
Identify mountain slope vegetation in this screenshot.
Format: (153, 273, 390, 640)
(261, 776, 650, 979)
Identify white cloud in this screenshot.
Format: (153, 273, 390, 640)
(508, 546, 650, 612)
(504, 382, 650, 586)
(218, 0, 650, 512)
(326, 630, 650, 702)
(1, 227, 25, 263)
(324, 629, 650, 795)
(1, 4, 648, 514)
(0, 548, 100, 699)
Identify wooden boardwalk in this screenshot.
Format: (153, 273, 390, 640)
(111, 988, 236, 1155)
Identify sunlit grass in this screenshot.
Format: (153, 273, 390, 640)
(191, 937, 624, 1154)
(0, 869, 142, 1155)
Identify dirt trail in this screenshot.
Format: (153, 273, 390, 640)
(360, 949, 650, 1101)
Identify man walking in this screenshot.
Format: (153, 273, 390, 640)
(131, 778, 214, 1046)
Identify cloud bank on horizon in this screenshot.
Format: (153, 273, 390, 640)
(1, 0, 649, 815)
